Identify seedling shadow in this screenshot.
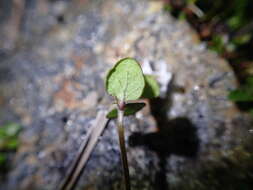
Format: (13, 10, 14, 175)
(129, 77, 200, 190)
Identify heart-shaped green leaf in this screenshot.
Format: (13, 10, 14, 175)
(106, 58, 145, 101)
(141, 75, 160, 99)
(106, 103, 146, 119)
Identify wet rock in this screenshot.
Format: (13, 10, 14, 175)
(0, 0, 251, 190)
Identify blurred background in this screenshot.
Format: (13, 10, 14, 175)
(0, 0, 252, 190)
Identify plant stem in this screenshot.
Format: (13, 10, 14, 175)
(117, 109, 131, 190)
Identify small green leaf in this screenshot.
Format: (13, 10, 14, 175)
(106, 103, 146, 119)
(5, 123, 21, 136)
(106, 58, 145, 101)
(0, 123, 21, 151)
(228, 89, 253, 101)
(228, 77, 253, 102)
(0, 123, 21, 138)
(141, 75, 160, 99)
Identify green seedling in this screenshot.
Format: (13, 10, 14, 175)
(229, 76, 253, 117)
(0, 122, 21, 170)
(105, 58, 159, 190)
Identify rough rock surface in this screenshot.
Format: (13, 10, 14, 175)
(0, 0, 251, 190)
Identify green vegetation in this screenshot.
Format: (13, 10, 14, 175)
(0, 123, 21, 172)
(164, 0, 253, 115)
(229, 77, 253, 102)
(229, 76, 253, 116)
(105, 58, 159, 190)
(106, 103, 146, 119)
(164, 0, 253, 60)
(106, 58, 145, 102)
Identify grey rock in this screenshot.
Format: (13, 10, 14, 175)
(0, 0, 251, 190)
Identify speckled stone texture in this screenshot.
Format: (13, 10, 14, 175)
(0, 0, 251, 190)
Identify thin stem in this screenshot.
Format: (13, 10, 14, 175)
(117, 109, 131, 190)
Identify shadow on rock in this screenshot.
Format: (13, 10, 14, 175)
(129, 77, 200, 190)
(129, 117, 199, 158)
